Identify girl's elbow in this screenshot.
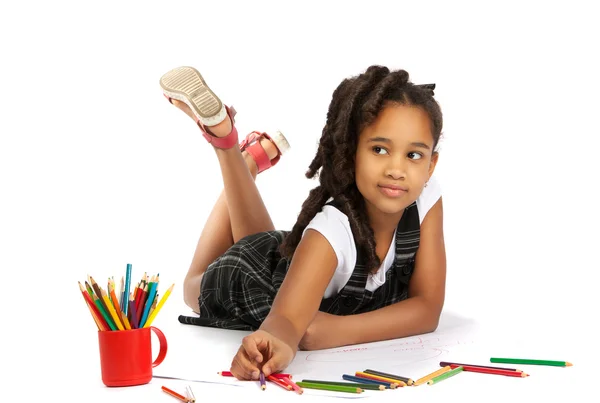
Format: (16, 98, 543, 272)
(424, 301, 444, 333)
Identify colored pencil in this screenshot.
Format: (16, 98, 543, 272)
(161, 386, 188, 402)
(101, 289, 124, 330)
(185, 385, 195, 403)
(355, 371, 406, 387)
(364, 369, 413, 385)
(449, 364, 528, 377)
(119, 276, 125, 312)
(440, 361, 520, 372)
(85, 280, 95, 297)
(107, 281, 125, 329)
(144, 283, 174, 327)
(302, 380, 385, 391)
(123, 263, 132, 316)
(129, 297, 139, 329)
(490, 357, 572, 367)
(280, 376, 303, 394)
(92, 293, 117, 330)
(267, 375, 292, 390)
(218, 371, 292, 378)
(428, 366, 464, 385)
(139, 279, 158, 327)
(135, 283, 147, 325)
(78, 282, 107, 331)
(414, 366, 452, 386)
(296, 382, 362, 394)
(89, 277, 111, 319)
(259, 372, 266, 390)
(342, 374, 396, 389)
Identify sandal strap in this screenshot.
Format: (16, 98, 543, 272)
(198, 105, 239, 149)
(240, 131, 272, 173)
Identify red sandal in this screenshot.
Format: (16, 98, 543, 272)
(160, 66, 239, 149)
(239, 130, 291, 174)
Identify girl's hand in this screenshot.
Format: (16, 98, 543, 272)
(299, 311, 343, 350)
(230, 330, 295, 380)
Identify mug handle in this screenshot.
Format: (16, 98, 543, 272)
(150, 326, 168, 368)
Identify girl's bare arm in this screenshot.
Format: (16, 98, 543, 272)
(259, 229, 338, 349)
(334, 197, 446, 346)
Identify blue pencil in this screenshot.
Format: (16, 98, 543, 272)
(139, 280, 158, 327)
(123, 263, 132, 315)
(342, 374, 395, 388)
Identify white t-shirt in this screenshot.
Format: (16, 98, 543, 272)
(302, 175, 442, 298)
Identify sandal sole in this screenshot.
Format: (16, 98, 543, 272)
(160, 66, 227, 127)
(268, 129, 291, 155)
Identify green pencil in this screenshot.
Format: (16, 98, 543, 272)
(490, 358, 572, 367)
(93, 295, 117, 330)
(427, 366, 464, 385)
(296, 382, 363, 393)
(301, 379, 385, 391)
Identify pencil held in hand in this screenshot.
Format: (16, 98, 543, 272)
(260, 372, 266, 390)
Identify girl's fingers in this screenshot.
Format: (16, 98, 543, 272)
(242, 335, 264, 363)
(262, 353, 287, 377)
(230, 346, 260, 380)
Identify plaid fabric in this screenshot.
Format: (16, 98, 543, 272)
(178, 202, 420, 331)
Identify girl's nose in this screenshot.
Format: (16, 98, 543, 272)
(384, 158, 406, 180)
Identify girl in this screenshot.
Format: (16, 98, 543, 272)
(159, 65, 445, 380)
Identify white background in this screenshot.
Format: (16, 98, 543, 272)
(1, 0, 598, 401)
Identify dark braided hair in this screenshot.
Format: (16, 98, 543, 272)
(280, 65, 443, 273)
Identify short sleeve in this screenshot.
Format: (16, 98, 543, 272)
(302, 204, 356, 275)
(416, 174, 442, 224)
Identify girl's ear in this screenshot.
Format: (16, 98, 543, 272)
(428, 152, 439, 178)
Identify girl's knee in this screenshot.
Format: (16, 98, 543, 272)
(183, 273, 203, 313)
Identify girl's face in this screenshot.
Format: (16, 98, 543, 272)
(355, 103, 438, 220)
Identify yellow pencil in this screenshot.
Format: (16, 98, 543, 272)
(413, 366, 452, 386)
(143, 284, 174, 327)
(101, 289, 125, 330)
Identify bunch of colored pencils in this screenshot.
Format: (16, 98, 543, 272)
(217, 357, 571, 394)
(78, 263, 174, 331)
(219, 371, 303, 394)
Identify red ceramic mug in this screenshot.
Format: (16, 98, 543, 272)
(97, 326, 167, 387)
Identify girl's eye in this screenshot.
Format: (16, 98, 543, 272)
(373, 146, 388, 155)
(408, 152, 423, 160)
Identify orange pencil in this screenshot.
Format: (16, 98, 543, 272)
(108, 279, 126, 329)
(161, 386, 188, 402)
(109, 279, 131, 330)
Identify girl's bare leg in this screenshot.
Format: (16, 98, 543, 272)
(171, 100, 280, 312)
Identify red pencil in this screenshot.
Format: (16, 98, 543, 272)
(78, 282, 108, 331)
(267, 375, 292, 390)
(440, 361, 521, 372)
(161, 386, 188, 402)
(218, 371, 292, 378)
(449, 364, 529, 377)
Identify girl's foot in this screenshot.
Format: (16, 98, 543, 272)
(160, 66, 290, 172)
(170, 99, 289, 174)
(160, 66, 237, 148)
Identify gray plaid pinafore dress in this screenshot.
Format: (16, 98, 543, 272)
(178, 201, 420, 331)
